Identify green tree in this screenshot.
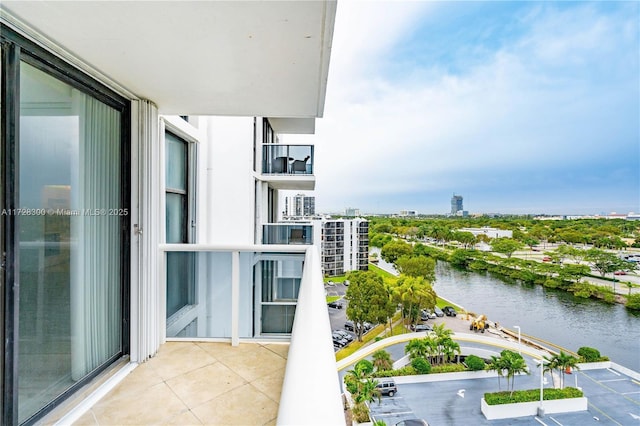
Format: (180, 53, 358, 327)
(380, 240, 413, 264)
(431, 323, 454, 364)
(441, 337, 461, 364)
(372, 350, 393, 372)
(558, 263, 590, 284)
(452, 231, 477, 249)
(490, 238, 524, 258)
(405, 338, 432, 360)
(345, 271, 395, 341)
(550, 352, 580, 389)
(395, 255, 436, 281)
(585, 248, 628, 277)
(344, 360, 374, 395)
(500, 350, 529, 396)
(521, 236, 540, 250)
(488, 355, 507, 390)
(392, 276, 437, 325)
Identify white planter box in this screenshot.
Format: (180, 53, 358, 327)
(481, 397, 588, 420)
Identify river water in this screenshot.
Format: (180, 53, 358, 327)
(433, 261, 640, 371)
(371, 249, 640, 371)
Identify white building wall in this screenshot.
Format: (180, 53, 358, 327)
(202, 116, 256, 245)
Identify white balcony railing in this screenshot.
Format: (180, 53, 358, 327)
(277, 247, 345, 425)
(159, 244, 344, 424)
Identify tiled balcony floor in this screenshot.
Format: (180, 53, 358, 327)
(73, 341, 289, 426)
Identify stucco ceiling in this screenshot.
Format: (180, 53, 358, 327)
(1, 1, 336, 121)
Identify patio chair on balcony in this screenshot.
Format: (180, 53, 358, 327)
(272, 156, 290, 173)
(289, 228, 305, 244)
(291, 156, 310, 174)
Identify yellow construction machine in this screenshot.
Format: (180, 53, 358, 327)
(469, 314, 489, 333)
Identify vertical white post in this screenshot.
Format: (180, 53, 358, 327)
(514, 325, 521, 354)
(231, 250, 240, 346)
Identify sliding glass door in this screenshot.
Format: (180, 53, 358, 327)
(2, 27, 130, 425)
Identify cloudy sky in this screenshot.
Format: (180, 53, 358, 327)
(285, 0, 639, 216)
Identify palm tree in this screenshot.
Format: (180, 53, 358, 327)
(553, 351, 580, 389)
(405, 338, 429, 360)
(352, 378, 381, 405)
(489, 350, 529, 394)
(432, 323, 453, 364)
(488, 355, 507, 390)
(441, 337, 461, 364)
(501, 350, 529, 396)
(540, 354, 557, 388)
(372, 350, 393, 372)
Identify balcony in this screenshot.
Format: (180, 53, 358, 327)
(263, 224, 313, 245)
(50, 245, 344, 425)
(261, 144, 315, 190)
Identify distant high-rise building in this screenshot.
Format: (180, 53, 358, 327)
(284, 193, 315, 217)
(344, 207, 360, 216)
(312, 217, 369, 276)
(451, 194, 463, 215)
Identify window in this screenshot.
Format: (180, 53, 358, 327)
(164, 131, 196, 319)
(2, 26, 130, 425)
(165, 132, 189, 243)
(258, 256, 303, 335)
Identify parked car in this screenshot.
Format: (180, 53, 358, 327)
(614, 270, 626, 276)
(422, 309, 436, 319)
(410, 323, 432, 332)
(395, 419, 429, 426)
(327, 300, 343, 309)
(542, 256, 552, 262)
(442, 306, 457, 317)
(333, 329, 354, 342)
(332, 332, 348, 347)
(433, 306, 444, 317)
(344, 320, 355, 332)
(375, 379, 397, 397)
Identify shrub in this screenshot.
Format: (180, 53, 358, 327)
(411, 357, 431, 374)
(354, 359, 374, 375)
(372, 366, 416, 378)
(465, 355, 486, 371)
(430, 364, 467, 374)
(626, 293, 640, 310)
(577, 346, 609, 362)
(351, 402, 370, 423)
(484, 387, 583, 405)
(577, 347, 600, 362)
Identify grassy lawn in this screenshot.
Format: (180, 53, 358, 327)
(335, 323, 386, 361)
(326, 295, 341, 303)
(436, 298, 463, 311)
(368, 263, 397, 279)
(324, 274, 347, 283)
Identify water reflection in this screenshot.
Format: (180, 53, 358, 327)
(433, 261, 640, 371)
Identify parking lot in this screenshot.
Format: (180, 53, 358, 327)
(367, 366, 640, 426)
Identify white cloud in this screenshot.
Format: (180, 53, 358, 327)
(287, 1, 639, 214)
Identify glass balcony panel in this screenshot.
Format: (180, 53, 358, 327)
(165, 249, 305, 339)
(262, 224, 313, 245)
(262, 144, 314, 175)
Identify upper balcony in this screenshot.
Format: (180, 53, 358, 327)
(261, 144, 315, 190)
(263, 223, 313, 245)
